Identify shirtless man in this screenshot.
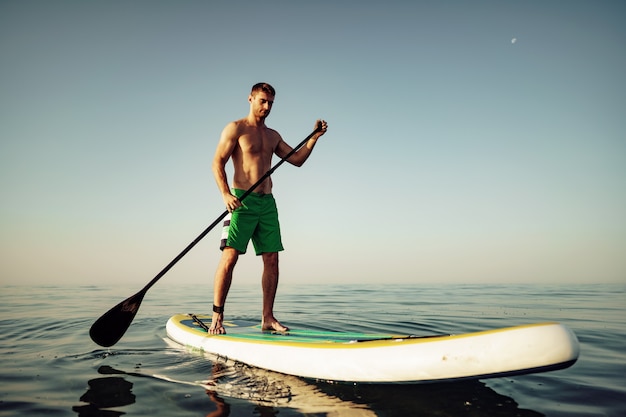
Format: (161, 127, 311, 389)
(209, 82, 328, 334)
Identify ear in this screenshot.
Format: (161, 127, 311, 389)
(248, 94, 253, 103)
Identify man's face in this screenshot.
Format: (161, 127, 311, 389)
(249, 91, 274, 118)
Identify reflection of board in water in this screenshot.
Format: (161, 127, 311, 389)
(166, 314, 579, 383)
(324, 379, 546, 417)
(201, 360, 378, 416)
(199, 357, 546, 416)
(83, 358, 545, 416)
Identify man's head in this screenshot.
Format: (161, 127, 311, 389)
(249, 82, 275, 119)
(251, 82, 275, 97)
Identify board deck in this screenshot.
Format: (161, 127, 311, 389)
(166, 314, 579, 383)
(183, 315, 428, 343)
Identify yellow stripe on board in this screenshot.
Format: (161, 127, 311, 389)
(168, 314, 561, 350)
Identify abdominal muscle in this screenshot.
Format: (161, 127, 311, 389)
(231, 147, 274, 194)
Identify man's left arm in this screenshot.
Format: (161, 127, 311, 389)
(278, 119, 328, 167)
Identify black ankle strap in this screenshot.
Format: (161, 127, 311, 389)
(213, 304, 224, 314)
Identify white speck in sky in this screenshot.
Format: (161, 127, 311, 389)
(511, 37, 517, 44)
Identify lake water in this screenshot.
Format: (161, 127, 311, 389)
(1, 283, 624, 416)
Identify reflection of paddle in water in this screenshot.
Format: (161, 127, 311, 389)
(72, 376, 135, 416)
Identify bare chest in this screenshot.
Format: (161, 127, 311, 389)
(236, 130, 277, 158)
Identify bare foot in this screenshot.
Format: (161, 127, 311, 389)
(209, 313, 226, 334)
(262, 317, 289, 332)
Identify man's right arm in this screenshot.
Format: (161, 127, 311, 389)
(212, 122, 242, 212)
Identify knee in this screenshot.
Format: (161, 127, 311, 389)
(262, 252, 279, 270)
(219, 248, 239, 270)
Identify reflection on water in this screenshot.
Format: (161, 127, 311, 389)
(205, 391, 230, 417)
(199, 361, 376, 416)
(320, 381, 544, 417)
(200, 369, 545, 417)
(72, 377, 135, 417)
(72, 355, 544, 417)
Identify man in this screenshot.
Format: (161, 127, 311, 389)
(210, 82, 328, 334)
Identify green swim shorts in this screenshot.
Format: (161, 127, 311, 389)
(220, 189, 284, 255)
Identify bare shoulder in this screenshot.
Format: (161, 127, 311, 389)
(222, 119, 246, 136)
(217, 119, 246, 146)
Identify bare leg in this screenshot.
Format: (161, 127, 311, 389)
(261, 252, 289, 332)
(210, 247, 239, 334)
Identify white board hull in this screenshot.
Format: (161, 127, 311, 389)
(166, 316, 579, 383)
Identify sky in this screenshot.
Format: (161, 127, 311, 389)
(1, 0, 625, 288)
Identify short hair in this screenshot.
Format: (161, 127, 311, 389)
(251, 82, 276, 97)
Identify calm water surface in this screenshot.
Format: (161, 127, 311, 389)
(0, 283, 624, 416)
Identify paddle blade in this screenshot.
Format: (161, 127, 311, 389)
(89, 290, 146, 347)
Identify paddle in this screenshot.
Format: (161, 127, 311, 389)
(89, 125, 323, 347)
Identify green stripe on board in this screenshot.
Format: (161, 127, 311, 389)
(179, 319, 409, 344)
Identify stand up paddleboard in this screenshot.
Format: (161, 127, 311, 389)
(166, 314, 579, 383)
